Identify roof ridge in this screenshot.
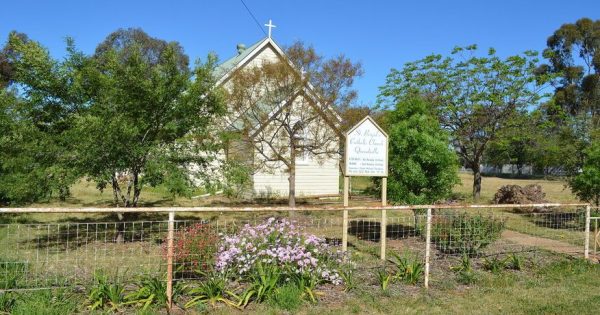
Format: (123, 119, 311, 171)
(213, 37, 269, 81)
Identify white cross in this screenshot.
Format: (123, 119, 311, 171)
(265, 19, 276, 38)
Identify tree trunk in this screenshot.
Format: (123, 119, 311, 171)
(111, 172, 140, 243)
(288, 153, 296, 208)
(472, 160, 482, 202)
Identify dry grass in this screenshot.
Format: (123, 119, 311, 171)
(454, 173, 577, 203)
(11, 172, 580, 210)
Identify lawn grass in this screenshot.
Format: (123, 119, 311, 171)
(2, 172, 579, 212)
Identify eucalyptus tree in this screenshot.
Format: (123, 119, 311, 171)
(541, 17, 600, 128)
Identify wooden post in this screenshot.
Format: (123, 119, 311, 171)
(342, 176, 349, 252)
(585, 205, 590, 259)
(166, 211, 175, 310)
(380, 177, 387, 260)
(595, 219, 598, 254)
(424, 208, 432, 288)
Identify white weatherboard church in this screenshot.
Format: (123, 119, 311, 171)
(212, 23, 341, 197)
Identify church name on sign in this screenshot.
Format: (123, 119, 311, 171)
(345, 116, 388, 177)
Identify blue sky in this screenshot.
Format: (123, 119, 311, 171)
(2, 0, 599, 105)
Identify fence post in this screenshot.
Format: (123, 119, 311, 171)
(342, 176, 349, 252)
(595, 219, 598, 254)
(585, 205, 590, 259)
(424, 208, 432, 288)
(380, 177, 387, 260)
(166, 211, 175, 310)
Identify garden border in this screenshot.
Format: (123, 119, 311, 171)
(0, 202, 592, 310)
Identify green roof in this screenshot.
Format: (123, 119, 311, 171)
(213, 38, 268, 81)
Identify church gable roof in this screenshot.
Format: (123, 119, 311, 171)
(215, 37, 343, 137)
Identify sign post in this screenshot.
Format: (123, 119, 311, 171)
(343, 116, 388, 260)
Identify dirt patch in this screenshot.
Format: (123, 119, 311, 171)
(502, 230, 582, 256)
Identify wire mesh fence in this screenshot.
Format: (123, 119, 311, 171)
(0, 204, 594, 293)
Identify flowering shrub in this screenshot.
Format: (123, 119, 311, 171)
(216, 218, 346, 286)
(163, 222, 219, 271)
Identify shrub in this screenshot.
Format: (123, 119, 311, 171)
(430, 213, 504, 256)
(164, 222, 219, 271)
(378, 97, 459, 205)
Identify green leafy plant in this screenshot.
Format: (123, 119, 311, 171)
(390, 252, 424, 285)
(268, 283, 303, 311)
(248, 262, 281, 303)
(451, 255, 477, 284)
(339, 267, 357, 292)
(506, 254, 524, 271)
(185, 272, 238, 309)
(430, 213, 505, 256)
(125, 274, 185, 311)
(296, 272, 322, 303)
(376, 269, 392, 291)
(87, 271, 126, 311)
(483, 256, 507, 274)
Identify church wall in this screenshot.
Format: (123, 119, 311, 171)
(252, 157, 340, 197)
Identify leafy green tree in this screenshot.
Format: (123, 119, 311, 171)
(70, 28, 224, 207)
(0, 32, 29, 88)
(379, 45, 547, 200)
(5, 28, 224, 210)
(484, 110, 537, 175)
(526, 101, 585, 176)
(0, 32, 80, 204)
(569, 142, 600, 206)
(384, 97, 459, 205)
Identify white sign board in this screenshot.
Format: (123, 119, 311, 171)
(345, 116, 388, 177)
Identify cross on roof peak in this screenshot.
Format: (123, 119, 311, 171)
(265, 19, 276, 38)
